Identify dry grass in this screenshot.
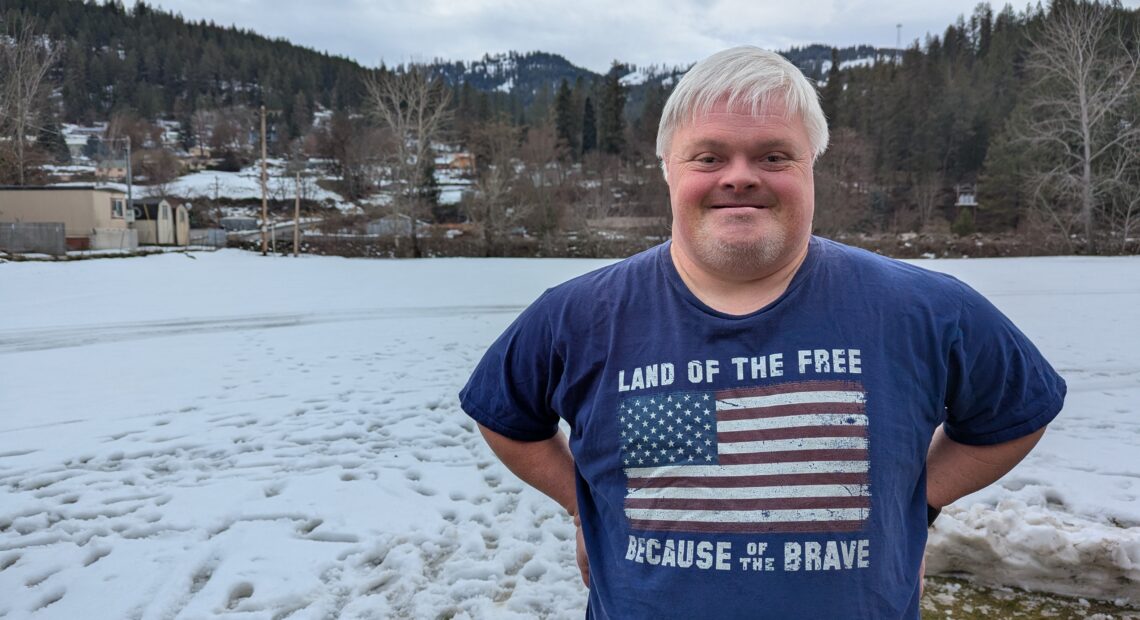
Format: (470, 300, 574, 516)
(922, 576, 1139, 619)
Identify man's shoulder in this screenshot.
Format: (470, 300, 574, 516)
(539, 242, 666, 307)
(814, 236, 972, 301)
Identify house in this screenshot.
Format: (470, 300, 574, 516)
(96, 159, 128, 181)
(440, 152, 476, 175)
(0, 185, 138, 251)
(955, 184, 978, 208)
(131, 197, 190, 246)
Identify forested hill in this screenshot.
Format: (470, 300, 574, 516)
(6, 0, 369, 125)
(5, 0, 888, 128)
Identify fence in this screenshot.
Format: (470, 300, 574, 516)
(189, 228, 228, 248)
(0, 222, 66, 256)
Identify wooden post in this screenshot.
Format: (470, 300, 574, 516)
(260, 105, 268, 256)
(294, 172, 301, 257)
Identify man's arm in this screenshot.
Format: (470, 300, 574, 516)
(477, 423, 577, 513)
(926, 425, 1047, 509)
(476, 423, 590, 586)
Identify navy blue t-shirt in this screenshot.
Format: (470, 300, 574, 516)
(459, 237, 1065, 619)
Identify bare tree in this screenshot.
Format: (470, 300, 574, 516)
(518, 120, 571, 244)
(911, 172, 945, 233)
(365, 67, 451, 257)
(468, 121, 524, 255)
(1017, 0, 1140, 250)
(136, 148, 183, 198)
(814, 128, 874, 234)
(0, 23, 58, 185)
(311, 111, 383, 201)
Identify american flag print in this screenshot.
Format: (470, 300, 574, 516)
(619, 380, 871, 534)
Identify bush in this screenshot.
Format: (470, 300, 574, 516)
(951, 208, 976, 237)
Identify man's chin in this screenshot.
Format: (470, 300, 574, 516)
(693, 237, 786, 275)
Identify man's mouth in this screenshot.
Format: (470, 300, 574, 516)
(710, 204, 769, 209)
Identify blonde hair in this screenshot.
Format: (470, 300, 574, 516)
(656, 46, 829, 177)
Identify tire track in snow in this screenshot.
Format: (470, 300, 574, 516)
(0, 305, 524, 354)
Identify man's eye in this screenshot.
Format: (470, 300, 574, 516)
(697, 156, 718, 164)
(765, 154, 787, 163)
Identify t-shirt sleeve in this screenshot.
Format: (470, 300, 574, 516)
(458, 291, 564, 442)
(943, 283, 1066, 445)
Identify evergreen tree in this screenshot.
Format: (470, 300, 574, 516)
(36, 121, 71, 164)
(635, 83, 665, 156)
(821, 48, 842, 125)
(597, 68, 626, 155)
(581, 96, 597, 154)
(554, 79, 578, 153)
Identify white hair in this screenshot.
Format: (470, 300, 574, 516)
(656, 46, 829, 178)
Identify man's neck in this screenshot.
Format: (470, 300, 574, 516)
(669, 239, 810, 316)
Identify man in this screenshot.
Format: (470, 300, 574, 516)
(459, 46, 1065, 619)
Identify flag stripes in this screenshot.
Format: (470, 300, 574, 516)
(622, 381, 871, 534)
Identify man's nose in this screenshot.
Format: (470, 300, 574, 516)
(720, 158, 759, 192)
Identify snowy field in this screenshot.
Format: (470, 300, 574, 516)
(0, 249, 1138, 618)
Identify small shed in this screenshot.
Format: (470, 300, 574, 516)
(131, 197, 190, 246)
(955, 184, 978, 208)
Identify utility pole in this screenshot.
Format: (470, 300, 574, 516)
(260, 105, 268, 256)
(896, 24, 902, 63)
(125, 137, 133, 217)
(294, 172, 301, 257)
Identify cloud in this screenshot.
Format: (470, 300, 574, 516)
(145, 0, 1140, 74)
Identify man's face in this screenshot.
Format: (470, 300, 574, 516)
(664, 99, 815, 279)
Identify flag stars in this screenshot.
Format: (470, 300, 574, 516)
(702, 394, 710, 401)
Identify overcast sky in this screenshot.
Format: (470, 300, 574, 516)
(142, 0, 1140, 74)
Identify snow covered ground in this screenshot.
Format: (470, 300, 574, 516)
(0, 249, 1137, 618)
(52, 158, 469, 213)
